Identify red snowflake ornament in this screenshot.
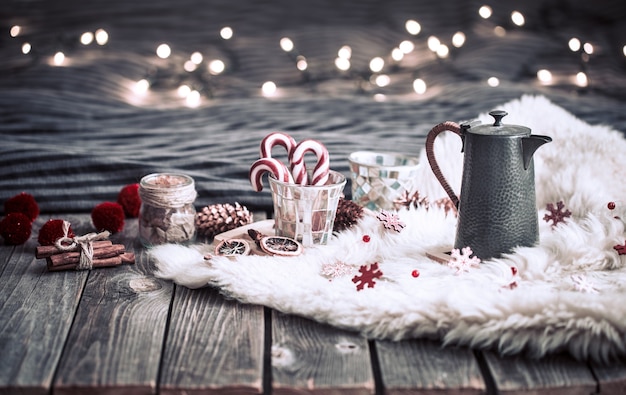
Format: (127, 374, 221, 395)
(352, 262, 383, 291)
(376, 210, 405, 232)
(448, 247, 481, 275)
(543, 201, 571, 227)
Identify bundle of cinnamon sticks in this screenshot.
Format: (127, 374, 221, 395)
(36, 240, 135, 271)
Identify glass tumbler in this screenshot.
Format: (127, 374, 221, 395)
(268, 170, 346, 246)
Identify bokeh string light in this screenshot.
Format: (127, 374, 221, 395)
(6, 3, 625, 106)
(279, 36, 311, 85)
(9, 24, 109, 68)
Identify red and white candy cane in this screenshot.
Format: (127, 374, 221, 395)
(291, 139, 330, 186)
(249, 157, 293, 192)
(259, 132, 296, 162)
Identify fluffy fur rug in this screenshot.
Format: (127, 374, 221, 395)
(151, 95, 626, 363)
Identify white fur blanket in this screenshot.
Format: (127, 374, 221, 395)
(151, 95, 626, 363)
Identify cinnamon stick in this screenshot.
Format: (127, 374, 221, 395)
(46, 252, 135, 272)
(48, 244, 126, 267)
(36, 240, 113, 259)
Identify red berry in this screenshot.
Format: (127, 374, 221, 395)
(91, 202, 125, 233)
(411, 269, 420, 278)
(0, 212, 32, 245)
(117, 183, 141, 217)
(362, 235, 371, 243)
(38, 219, 75, 246)
(4, 192, 39, 222)
(511, 266, 518, 276)
(608, 202, 616, 210)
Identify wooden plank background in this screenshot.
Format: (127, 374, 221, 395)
(482, 352, 597, 395)
(0, 215, 89, 395)
(52, 220, 173, 395)
(159, 286, 265, 395)
(1, 214, 626, 394)
(270, 311, 375, 395)
(375, 338, 485, 394)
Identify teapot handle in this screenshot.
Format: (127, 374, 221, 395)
(425, 121, 462, 209)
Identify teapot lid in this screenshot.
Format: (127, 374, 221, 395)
(463, 110, 530, 136)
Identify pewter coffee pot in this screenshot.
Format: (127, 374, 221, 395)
(425, 110, 552, 261)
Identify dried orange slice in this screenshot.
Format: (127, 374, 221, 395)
(259, 236, 302, 256)
(214, 238, 251, 256)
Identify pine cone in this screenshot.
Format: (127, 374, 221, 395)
(333, 198, 364, 232)
(195, 202, 253, 239)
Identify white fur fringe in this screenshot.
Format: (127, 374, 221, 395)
(151, 95, 626, 363)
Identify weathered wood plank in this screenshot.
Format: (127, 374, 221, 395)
(483, 351, 597, 395)
(271, 311, 375, 395)
(0, 215, 89, 395)
(375, 338, 485, 395)
(158, 207, 266, 394)
(159, 286, 265, 395)
(590, 361, 626, 394)
(52, 217, 173, 395)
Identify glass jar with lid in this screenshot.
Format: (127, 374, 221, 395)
(138, 173, 197, 246)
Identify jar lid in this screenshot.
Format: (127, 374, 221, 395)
(139, 173, 197, 207)
(140, 173, 194, 188)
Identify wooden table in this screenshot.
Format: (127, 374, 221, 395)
(1, 214, 625, 395)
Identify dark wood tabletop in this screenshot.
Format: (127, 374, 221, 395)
(1, 214, 625, 395)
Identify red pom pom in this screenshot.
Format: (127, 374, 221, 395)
(117, 183, 141, 217)
(4, 192, 39, 222)
(38, 219, 76, 246)
(91, 202, 125, 233)
(0, 212, 32, 245)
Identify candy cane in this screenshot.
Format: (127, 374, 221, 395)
(291, 139, 330, 186)
(249, 158, 292, 192)
(260, 132, 296, 162)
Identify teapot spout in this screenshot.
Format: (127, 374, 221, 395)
(522, 134, 552, 170)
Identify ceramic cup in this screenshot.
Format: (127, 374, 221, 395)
(268, 170, 346, 246)
(348, 151, 420, 211)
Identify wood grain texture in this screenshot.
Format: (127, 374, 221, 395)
(52, 218, 173, 395)
(0, 215, 89, 395)
(483, 351, 597, 395)
(590, 361, 626, 394)
(375, 338, 485, 395)
(2, 209, 623, 394)
(159, 286, 265, 395)
(271, 311, 374, 395)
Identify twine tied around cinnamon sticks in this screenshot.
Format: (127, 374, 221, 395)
(55, 228, 110, 270)
(36, 221, 135, 271)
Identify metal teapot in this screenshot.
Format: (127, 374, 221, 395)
(425, 110, 552, 261)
